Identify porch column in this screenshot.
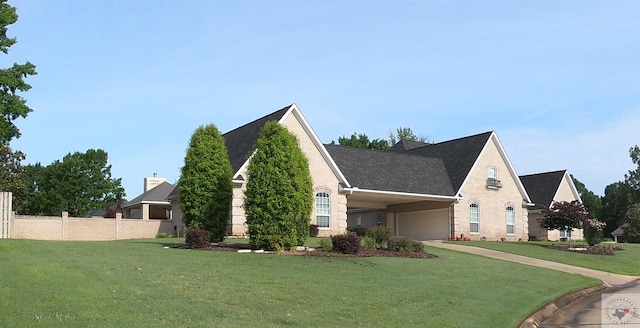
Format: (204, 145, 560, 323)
(142, 203, 149, 220)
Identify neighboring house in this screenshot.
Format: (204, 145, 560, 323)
(165, 104, 539, 240)
(519, 170, 583, 241)
(611, 223, 628, 243)
(123, 181, 175, 220)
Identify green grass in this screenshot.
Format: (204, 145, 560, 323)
(447, 241, 640, 276)
(0, 239, 598, 327)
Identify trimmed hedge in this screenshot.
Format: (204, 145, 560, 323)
(186, 229, 211, 249)
(331, 233, 361, 254)
(388, 236, 424, 253)
(366, 226, 393, 248)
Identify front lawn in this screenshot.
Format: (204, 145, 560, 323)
(448, 241, 640, 276)
(0, 239, 598, 327)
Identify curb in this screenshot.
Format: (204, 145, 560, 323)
(518, 283, 608, 328)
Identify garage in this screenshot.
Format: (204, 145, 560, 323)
(397, 208, 449, 241)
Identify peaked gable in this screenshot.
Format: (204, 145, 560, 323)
(326, 145, 455, 196)
(123, 182, 175, 207)
(520, 170, 580, 208)
(223, 105, 292, 175)
(398, 132, 493, 193)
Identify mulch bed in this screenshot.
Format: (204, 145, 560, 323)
(181, 243, 438, 259)
(546, 244, 625, 256)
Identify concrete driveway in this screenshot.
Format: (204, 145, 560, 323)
(424, 241, 640, 327)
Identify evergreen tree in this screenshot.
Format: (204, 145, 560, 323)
(179, 124, 233, 242)
(244, 121, 313, 250)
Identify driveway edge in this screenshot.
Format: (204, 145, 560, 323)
(518, 283, 608, 328)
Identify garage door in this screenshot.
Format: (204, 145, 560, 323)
(397, 209, 449, 241)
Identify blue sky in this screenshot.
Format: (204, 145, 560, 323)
(7, 0, 640, 198)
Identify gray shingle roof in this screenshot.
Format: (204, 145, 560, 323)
(325, 145, 455, 196)
(223, 105, 291, 174)
(123, 181, 175, 207)
(388, 139, 431, 152)
(519, 170, 566, 208)
(391, 131, 493, 193)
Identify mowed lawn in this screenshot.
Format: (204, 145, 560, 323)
(448, 241, 640, 276)
(0, 239, 598, 327)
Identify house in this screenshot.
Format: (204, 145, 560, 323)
(333, 130, 533, 241)
(519, 170, 583, 241)
(610, 223, 628, 243)
(163, 104, 541, 241)
(123, 181, 175, 220)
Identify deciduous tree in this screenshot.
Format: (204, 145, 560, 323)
(623, 204, 640, 243)
(331, 133, 389, 151)
(539, 201, 590, 246)
(572, 177, 602, 219)
(35, 149, 125, 217)
(600, 181, 634, 237)
(0, 1, 37, 144)
(0, 1, 36, 207)
(178, 124, 233, 242)
(244, 121, 313, 250)
(388, 127, 428, 145)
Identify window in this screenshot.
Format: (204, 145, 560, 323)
(486, 166, 502, 188)
(470, 203, 479, 233)
(487, 166, 497, 179)
(506, 206, 515, 235)
(560, 229, 572, 239)
(315, 192, 330, 228)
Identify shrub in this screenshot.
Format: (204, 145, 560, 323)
(186, 229, 211, 249)
(309, 224, 319, 237)
(179, 124, 233, 242)
(331, 233, 361, 254)
(319, 238, 332, 250)
(347, 227, 367, 236)
(244, 121, 313, 250)
(156, 232, 169, 238)
(388, 236, 423, 253)
(362, 236, 377, 252)
(366, 225, 392, 248)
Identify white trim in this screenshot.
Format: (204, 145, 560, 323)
(456, 131, 532, 204)
(552, 170, 583, 204)
(285, 104, 351, 188)
(342, 187, 460, 202)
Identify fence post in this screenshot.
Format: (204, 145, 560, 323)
(61, 211, 69, 241)
(0, 192, 11, 238)
(115, 213, 122, 240)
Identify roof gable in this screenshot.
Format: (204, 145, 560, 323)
(123, 181, 175, 207)
(399, 131, 493, 193)
(223, 105, 292, 175)
(518, 170, 582, 208)
(388, 139, 431, 152)
(325, 144, 455, 196)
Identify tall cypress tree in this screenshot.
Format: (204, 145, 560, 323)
(244, 121, 313, 250)
(179, 124, 233, 242)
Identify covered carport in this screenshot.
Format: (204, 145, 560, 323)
(341, 186, 457, 240)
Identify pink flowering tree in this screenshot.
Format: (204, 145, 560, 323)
(583, 218, 607, 246)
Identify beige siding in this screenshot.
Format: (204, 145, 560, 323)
(229, 109, 347, 237)
(454, 136, 528, 241)
(281, 112, 347, 237)
(529, 172, 583, 241)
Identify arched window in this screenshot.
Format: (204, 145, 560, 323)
(315, 192, 330, 228)
(506, 206, 515, 235)
(469, 203, 479, 233)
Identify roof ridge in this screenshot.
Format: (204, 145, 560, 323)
(519, 169, 567, 178)
(222, 104, 292, 136)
